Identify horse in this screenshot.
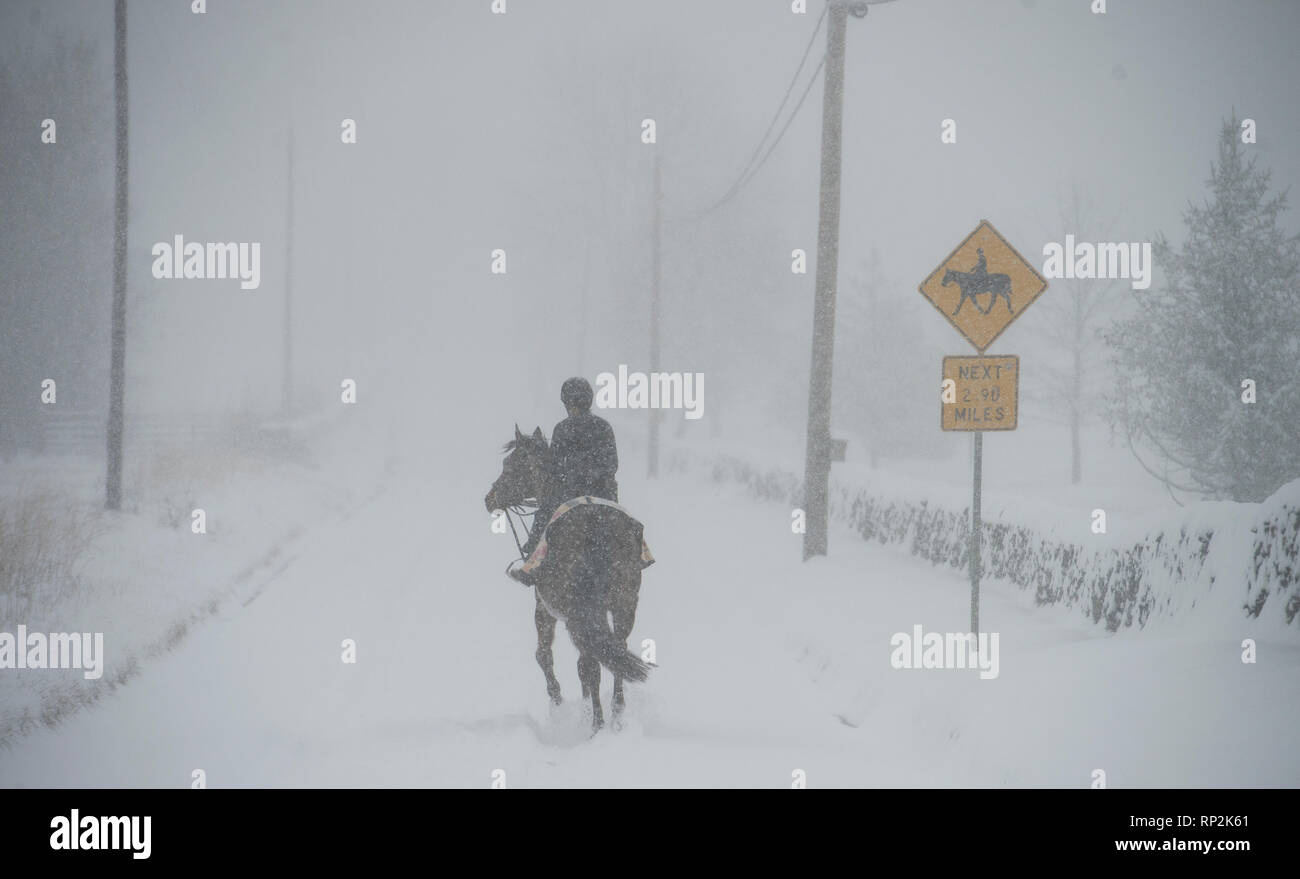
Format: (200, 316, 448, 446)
(484, 425, 650, 732)
(941, 268, 1014, 316)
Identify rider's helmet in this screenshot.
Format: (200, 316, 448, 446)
(561, 377, 594, 412)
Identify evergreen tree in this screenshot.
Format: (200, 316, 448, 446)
(1106, 116, 1300, 502)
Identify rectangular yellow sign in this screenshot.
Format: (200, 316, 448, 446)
(941, 355, 1019, 431)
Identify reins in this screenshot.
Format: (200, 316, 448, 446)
(502, 500, 538, 578)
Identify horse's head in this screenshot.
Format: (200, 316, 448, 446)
(485, 424, 549, 513)
(941, 268, 956, 286)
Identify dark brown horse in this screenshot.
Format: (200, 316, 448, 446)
(484, 426, 650, 732)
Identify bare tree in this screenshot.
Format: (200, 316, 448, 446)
(1029, 185, 1125, 484)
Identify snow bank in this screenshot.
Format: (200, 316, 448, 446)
(665, 443, 1299, 635)
(0, 407, 393, 747)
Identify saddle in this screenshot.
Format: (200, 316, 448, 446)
(521, 496, 655, 575)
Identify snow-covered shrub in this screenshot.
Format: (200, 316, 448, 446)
(668, 447, 1299, 632)
(0, 488, 103, 622)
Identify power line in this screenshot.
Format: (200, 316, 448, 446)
(687, 7, 828, 219)
(721, 5, 826, 194)
(690, 53, 826, 220)
(732, 53, 826, 197)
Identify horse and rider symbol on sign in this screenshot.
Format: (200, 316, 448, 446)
(943, 249, 1014, 316)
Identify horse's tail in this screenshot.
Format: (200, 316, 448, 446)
(567, 608, 652, 683)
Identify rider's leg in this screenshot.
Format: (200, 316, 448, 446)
(521, 498, 557, 558)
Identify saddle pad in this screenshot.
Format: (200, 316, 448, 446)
(521, 495, 655, 573)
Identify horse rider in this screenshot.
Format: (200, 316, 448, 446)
(970, 248, 988, 279)
(509, 377, 620, 585)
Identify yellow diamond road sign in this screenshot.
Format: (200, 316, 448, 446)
(918, 220, 1048, 353)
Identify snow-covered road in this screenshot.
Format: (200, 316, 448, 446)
(2, 466, 1296, 788)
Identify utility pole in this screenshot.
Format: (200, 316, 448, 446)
(648, 147, 663, 478)
(106, 0, 128, 511)
(282, 128, 294, 417)
(577, 242, 590, 373)
(281, 8, 295, 419)
(801, 0, 849, 559)
(579, 79, 598, 376)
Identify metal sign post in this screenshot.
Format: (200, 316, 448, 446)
(919, 221, 1046, 636)
(970, 431, 982, 636)
(942, 354, 1017, 635)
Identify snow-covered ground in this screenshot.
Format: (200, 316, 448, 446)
(0, 415, 390, 746)
(2, 456, 1295, 788)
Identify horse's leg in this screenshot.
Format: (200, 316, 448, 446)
(609, 611, 625, 721)
(580, 521, 610, 733)
(534, 595, 562, 705)
(609, 574, 641, 722)
(578, 652, 603, 732)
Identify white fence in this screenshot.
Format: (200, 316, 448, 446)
(5, 410, 251, 458)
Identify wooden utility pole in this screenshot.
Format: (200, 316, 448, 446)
(648, 147, 663, 478)
(577, 242, 590, 373)
(106, 0, 128, 511)
(801, 0, 849, 559)
(282, 129, 295, 417)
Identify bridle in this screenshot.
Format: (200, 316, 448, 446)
(494, 439, 547, 579)
(503, 499, 537, 561)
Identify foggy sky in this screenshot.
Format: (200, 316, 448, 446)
(3, 0, 1298, 463)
